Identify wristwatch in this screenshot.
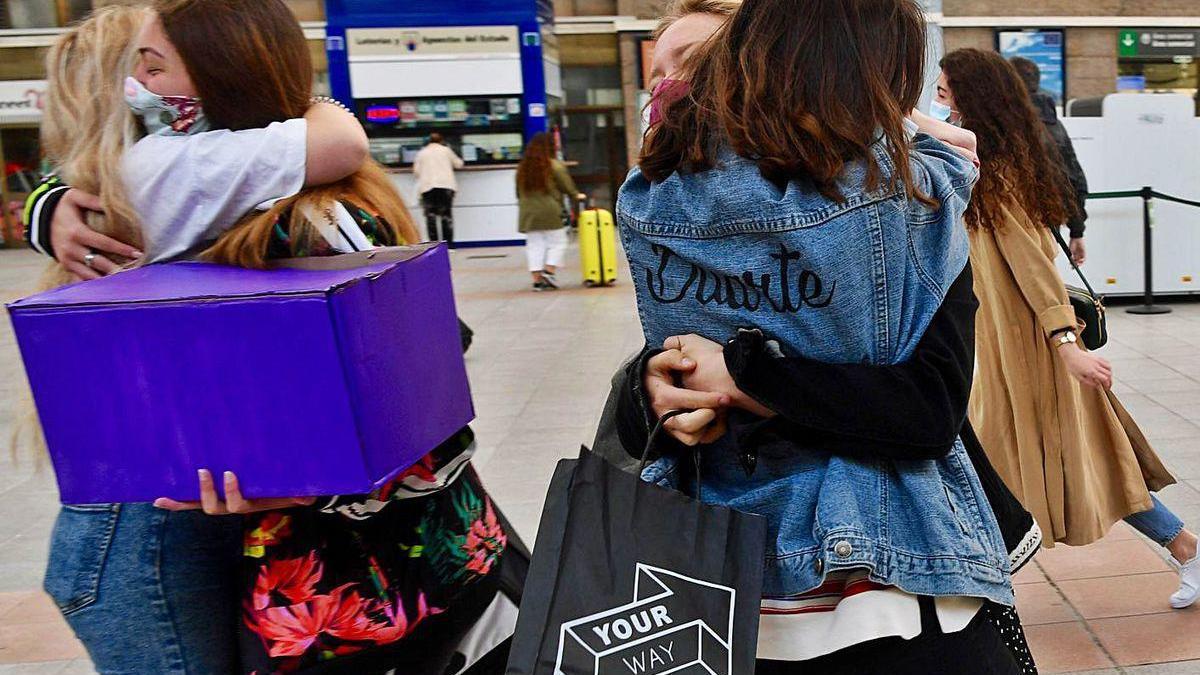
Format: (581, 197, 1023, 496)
(1053, 331, 1078, 348)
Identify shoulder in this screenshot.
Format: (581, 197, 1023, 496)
(124, 120, 308, 189)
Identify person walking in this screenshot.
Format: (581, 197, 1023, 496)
(1008, 56, 1089, 265)
(515, 132, 583, 291)
(938, 48, 1200, 609)
(413, 131, 463, 246)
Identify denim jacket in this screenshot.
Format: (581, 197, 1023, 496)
(617, 134, 1014, 606)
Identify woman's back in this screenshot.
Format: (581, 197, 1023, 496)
(619, 134, 974, 366)
(517, 158, 576, 233)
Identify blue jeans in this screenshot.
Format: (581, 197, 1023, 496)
(43, 503, 242, 674)
(1125, 495, 1186, 547)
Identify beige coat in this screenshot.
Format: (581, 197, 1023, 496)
(968, 202, 1175, 547)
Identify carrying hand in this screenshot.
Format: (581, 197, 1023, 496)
(1060, 344, 1113, 390)
(154, 469, 317, 515)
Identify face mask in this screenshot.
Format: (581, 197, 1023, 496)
(929, 99, 955, 123)
(648, 78, 691, 128)
(124, 76, 210, 136)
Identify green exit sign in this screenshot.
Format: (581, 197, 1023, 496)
(1119, 29, 1139, 57)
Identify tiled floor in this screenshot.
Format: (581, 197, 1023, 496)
(2, 245, 1200, 673)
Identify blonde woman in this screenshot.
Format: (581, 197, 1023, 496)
(27, 9, 247, 673)
(26, 2, 524, 671)
(23, 6, 374, 672)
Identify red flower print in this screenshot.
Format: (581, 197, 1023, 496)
(462, 498, 507, 576)
(245, 513, 292, 556)
(252, 552, 322, 611)
(398, 453, 439, 484)
(245, 584, 443, 659)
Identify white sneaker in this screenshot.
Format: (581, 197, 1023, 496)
(1170, 554, 1200, 609)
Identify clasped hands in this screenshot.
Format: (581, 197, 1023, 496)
(646, 334, 775, 446)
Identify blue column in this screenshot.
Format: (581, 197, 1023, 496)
(518, 19, 548, 140)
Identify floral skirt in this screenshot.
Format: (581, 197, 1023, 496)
(239, 464, 525, 674)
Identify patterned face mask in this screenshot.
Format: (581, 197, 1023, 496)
(123, 76, 210, 136)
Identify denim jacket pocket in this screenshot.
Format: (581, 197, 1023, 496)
(43, 504, 120, 616)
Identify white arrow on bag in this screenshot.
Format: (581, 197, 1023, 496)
(554, 563, 736, 675)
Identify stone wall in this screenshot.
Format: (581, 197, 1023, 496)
(943, 26, 1121, 100)
(944, 0, 1200, 17)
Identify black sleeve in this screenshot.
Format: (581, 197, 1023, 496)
(724, 264, 978, 460)
(1049, 123, 1089, 239)
(23, 175, 68, 259)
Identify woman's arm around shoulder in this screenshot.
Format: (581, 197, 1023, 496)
(303, 102, 369, 186)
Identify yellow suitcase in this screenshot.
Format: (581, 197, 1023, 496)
(578, 206, 618, 287)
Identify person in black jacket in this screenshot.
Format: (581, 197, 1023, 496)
(1009, 56, 1089, 265)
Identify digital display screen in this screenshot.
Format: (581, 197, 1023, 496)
(997, 29, 1067, 105)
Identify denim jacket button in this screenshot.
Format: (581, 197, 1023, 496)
(815, 558, 824, 574)
(834, 541, 853, 558)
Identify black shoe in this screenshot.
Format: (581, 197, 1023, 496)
(541, 271, 559, 290)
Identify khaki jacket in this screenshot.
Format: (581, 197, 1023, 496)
(968, 202, 1174, 547)
(517, 160, 578, 233)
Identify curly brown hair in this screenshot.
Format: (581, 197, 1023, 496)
(940, 49, 1079, 231)
(639, 0, 930, 204)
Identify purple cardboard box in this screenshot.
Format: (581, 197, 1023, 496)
(7, 244, 474, 504)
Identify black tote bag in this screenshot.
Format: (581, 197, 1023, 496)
(507, 413, 767, 675)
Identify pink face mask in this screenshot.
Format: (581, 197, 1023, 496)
(648, 78, 691, 128)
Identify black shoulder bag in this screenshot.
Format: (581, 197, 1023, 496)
(1049, 226, 1108, 350)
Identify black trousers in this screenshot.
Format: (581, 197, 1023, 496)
(422, 188, 456, 244)
(755, 599, 1023, 675)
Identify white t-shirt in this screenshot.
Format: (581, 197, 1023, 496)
(122, 118, 307, 262)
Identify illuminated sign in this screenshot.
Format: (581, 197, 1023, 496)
(365, 105, 401, 124)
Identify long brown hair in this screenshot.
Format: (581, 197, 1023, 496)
(640, 0, 929, 203)
(154, 0, 311, 130)
(152, 0, 420, 266)
(940, 49, 1078, 231)
(204, 162, 420, 267)
(516, 132, 554, 195)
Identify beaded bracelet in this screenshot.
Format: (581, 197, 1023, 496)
(311, 95, 353, 114)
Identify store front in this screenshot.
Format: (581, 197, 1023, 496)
(1117, 29, 1199, 104)
(324, 0, 561, 246)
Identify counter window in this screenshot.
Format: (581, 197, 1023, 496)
(358, 95, 526, 168)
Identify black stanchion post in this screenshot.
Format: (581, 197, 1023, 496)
(1127, 186, 1172, 315)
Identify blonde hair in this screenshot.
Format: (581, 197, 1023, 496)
(13, 5, 148, 459)
(203, 161, 422, 269)
(39, 4, 147, 289)
(653, 0, 742, 38)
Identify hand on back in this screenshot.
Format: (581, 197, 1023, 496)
(643, 334, 774, 446)
(50, 188, 143, 280)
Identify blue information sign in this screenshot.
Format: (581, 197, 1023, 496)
(997, 29, 1067, 105)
